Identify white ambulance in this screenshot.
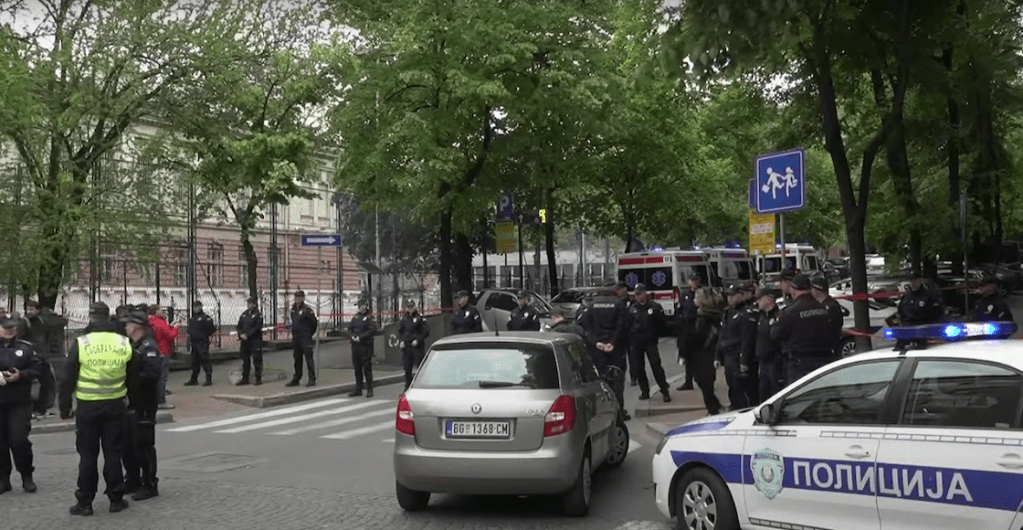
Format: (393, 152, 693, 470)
(616, 249, 719, 318)
(756, 244, 822, 281)
(701, 247, 757, 288)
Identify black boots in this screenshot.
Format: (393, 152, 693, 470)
(286, 379, 300, 387)
(236, 378, 250, 386)
(109, 498, 130, 513)
(202, 374, 212, 387)
(69, 503, 94, 516)
(184, 377, 198, 386)
(132, 485, 159, 501)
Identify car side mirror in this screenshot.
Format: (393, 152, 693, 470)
(757, 403, 777, 425)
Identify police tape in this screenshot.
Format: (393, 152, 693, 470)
(832, 279, 982, 302)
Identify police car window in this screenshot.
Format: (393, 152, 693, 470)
(415, 344, 560, 389)
(486, 293, 518, 312)
(720, 260, 740, 280)
(553, 291, 581, 303)
(778, 361, 900, 425)
(901, 360, 1023, 430)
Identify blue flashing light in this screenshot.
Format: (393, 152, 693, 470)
(882, 322, 1017, 342)
(651, 246, 664, 252)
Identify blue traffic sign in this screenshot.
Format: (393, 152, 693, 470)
(496, 191, 515, 222)
(755, 149, 805, 214)
(301, 234, 342, 246)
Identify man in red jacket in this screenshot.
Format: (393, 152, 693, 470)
(146, 305, 178, 410)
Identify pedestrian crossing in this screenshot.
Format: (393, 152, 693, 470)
(165, 396, 647, 450)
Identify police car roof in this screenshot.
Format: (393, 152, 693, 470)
(430, 331, 577, 348)
(837, 339, 1023, 369)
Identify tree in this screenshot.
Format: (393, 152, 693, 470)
(143, 1, 339, 300)
(0, 0, 254, 308)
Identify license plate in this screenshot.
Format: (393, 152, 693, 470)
(445, 420, 511, 438)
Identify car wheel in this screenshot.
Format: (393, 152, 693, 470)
(840, 336, 857, 358)
(603, 419, 630, 468)
(673, 467, 738, 530)
(395, 481, 430, 511)
(562, 453, 592, 517)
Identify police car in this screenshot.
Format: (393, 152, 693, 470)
(652, 321, 1023, 530)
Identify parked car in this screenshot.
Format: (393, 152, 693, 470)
(393, 332, 630, 516)
(549, 287, 614, 320)
(973, 262, 1022, 294)
(476, 288, 552, 332)
(834, 298, 897, 357)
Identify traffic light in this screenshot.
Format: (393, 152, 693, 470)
(538, 209, 547, 224)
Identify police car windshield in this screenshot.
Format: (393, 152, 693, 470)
(415, 344, 560, 390)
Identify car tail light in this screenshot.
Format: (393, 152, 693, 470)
(396, 395, 415, 436)
(543, 395, 576, 437)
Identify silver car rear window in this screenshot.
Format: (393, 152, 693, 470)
(416, 343, 560, 389)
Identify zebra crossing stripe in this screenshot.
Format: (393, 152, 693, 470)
(322, 421, 394, 440)
(269, 407, 394, 435)
(165, 398, 350, 432)
(214, 401, 386, 434)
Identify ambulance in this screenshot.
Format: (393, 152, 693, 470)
(756, 244, 822, 281)
(616, 249, 719, 318)
(700, 247, 757, 288)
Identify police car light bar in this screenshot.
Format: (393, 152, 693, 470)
(882, 322, 1017, 342)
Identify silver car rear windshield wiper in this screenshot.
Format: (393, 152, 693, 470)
(478, 381, 536, 388)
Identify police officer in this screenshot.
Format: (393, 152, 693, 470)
(236, 297, 263, 386)
(60, 302, 140, 516)
(183, 300, 216, 386)
(24, 300, 63, 418)
(745, 289, 783, 401)
(777, 269, 795, 303)
(0, 313, 42, 494)
(575, 293, 594, 322)
(715, 286, 758, 410)
(628, 284, 672, 403)
(896, 273, 946, 350)
(450, 290, 482, 334)
(287, 291, 318, 387)
(121, 310, 162, 501)
(347, 301, 376, 398)
(811, 276, 844, 357)
(113, 305, 130, 335)
(580, 282, 630, 420)
(507, 291, 541, 331)
(972, 278, 1014, 324)
(398, 300, 429, 391)
(676, 273, 701, 391)
(771, 274, 836, 384)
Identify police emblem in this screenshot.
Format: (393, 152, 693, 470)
(648, 309, 653, 315)
(751, 448, 785, 500)
(14, 350, 23, 357)
(769, 318, 776, 325)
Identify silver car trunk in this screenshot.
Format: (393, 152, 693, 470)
(406, 388, 564, 452)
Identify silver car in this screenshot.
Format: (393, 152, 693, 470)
(393, 332, 629, 517)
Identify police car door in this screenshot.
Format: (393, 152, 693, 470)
(876, 357, 1023, 530)
(743, 360, 902, 530)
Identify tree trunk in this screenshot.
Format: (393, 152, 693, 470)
(453, 231, 473, 293)
(241, 226, 259, 300)
(36, 221, 68, 310)
(883, 119, 922, 275)
(544, 189, 558, 297)
(945, 45, 964, 275)
(439, 207, 453, 308)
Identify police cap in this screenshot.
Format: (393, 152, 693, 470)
(758, 289, 781, 300)
(294, 290, 306, 297)
(404, 299, 416, 307)
(517, 290, 530, 299)
(791, 274, 812, 291)
(688, 273, 701, 282)
(247, 296, 257, 304)
(89, 302, 110, 316)
(725, 285, 744, 296)
(634, 283, 647, 293)
(0, 315, 17, 327)
(191, 300, 203, 307)
(454, 290, 470, 299)
(810, 276, 829, 291)
(779, 269, 796, 281)
(125, 311, 148, 326)
(614, 281, 628, 290)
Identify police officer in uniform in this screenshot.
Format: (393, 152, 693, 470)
(896, 273, 946, 350)
(183, 301, 217, 387)
(675, 273, 700, 391)
(811, 276, 845, 357)
(715, 286, 758, 410)
(287, 291, 318, 387)
(347, 301, 377, 398)
(746, 289, 783, 401)
(771, 275, 836, 384)
(60, 302, 140, 516)
(398, 300, 429, 391)
(574, 292, 594, 322)
(236, 297, 263, 386)
(628, 284, 672, 403)
(777, 269, 795, 303)
(450, 290, 483, 334)
(0, 313, 42, 494)
(121, 311, 162, 501)
(507, 291, 541, 331)
(580, 283, 630, 420)
(972, 278, 1014, 324)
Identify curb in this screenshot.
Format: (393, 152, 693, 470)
(34, 411, 175, 435)
(633, 403, 705, 418)
(210, 373, 406, 408)
(645, 422, 672, 438)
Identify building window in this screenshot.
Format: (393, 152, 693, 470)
(173, 247, 188, 287)
(99, 244, 116, 283)
(206, 243, 223, 287)
(238, 247, 249, 288)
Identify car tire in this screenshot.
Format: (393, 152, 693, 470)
(672, 467, 739, 530)
(840, 336, 857, 358)
(603, 418, 630, 469)
(395, 481, 430, 511)
(562, 453, 592, 517)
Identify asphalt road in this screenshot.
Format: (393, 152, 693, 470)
(8, 341, 687, 530)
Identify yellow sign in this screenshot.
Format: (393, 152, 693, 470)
(538, 209, 547, 224)
(495, 222, 516, 253)
(749, 211, 776, 255)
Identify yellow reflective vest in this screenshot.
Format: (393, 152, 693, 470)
(75, 331, 132, 401)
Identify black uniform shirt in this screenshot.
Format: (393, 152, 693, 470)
(972, 294, 1014, 323)
(187, 311, 217, 343)
(128, 336, 163, 416)
(348, 311, 377, 343)
(290, 303, 318, 338)
(628, 301, 663, 345)
(237, 308, 263, 344)
(747, 307, 781, 365)
(579, 295, 628, 348)
(771, 294, 834, 357)
(898, 286, 945, 325)
(398, 312, 429, 349)
(716, 302, 756, 363)
(508, 305, 541, 331)
(0, 338, 42, 405)
(451, 305, 483, 334)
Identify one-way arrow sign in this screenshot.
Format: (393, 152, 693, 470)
(301, 234, 343, 246)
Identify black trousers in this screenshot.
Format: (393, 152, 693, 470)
(678, 345, 695, 386)
(629, 341, 670, 395)
(0, 402, 33, 479)
(401, 347, 425, 390)
(723, 355, 753, 410)
(352, 342, 373, 390)
(123, 412, 157, 490)
(34, 361, 55, 413)
(240, 340, 263, 380)
(691, 353, 722, 415)
(292, 335, 315, 381)
(759, 359, 784, 402)
(75, 400, 126, 504)
(593, 349, 626, 412)
(785, 354, 836, 386)
(189, 340, 212, 379)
